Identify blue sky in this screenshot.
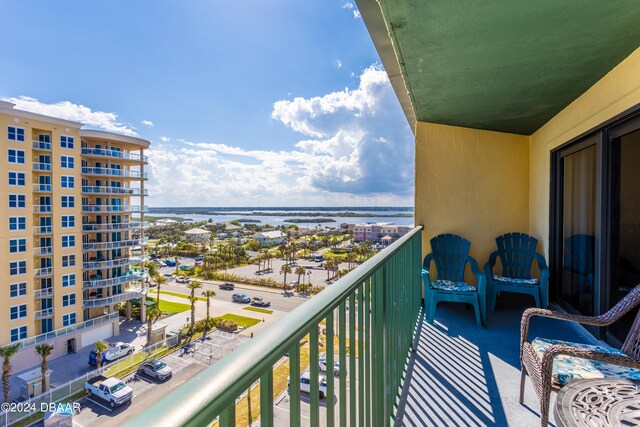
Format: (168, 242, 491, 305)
(0, 1, 414, 207)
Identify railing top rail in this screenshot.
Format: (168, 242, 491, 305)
(123, 225, 423, 427)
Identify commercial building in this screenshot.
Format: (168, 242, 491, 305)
(253, 230, 284, 247)
(0, 100, 149, 370)
(353, 222, 412, 243)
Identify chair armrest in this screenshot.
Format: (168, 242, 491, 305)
(484, 250, 499, 277)
(422, 254, 434, 287)
(520, 308, 611, 359)
(540, 344, 640, 386)
(533, 253, 550, 278)
(468, 256, 487, 293)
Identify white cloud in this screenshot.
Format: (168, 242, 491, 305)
(146, 65, 414, 206)
(335, 59, 342, 69)
(159, 136, 170, 142)
(1, 96, 138, 136)
(353, 10, 361, 19)
(141, 120, 154, 127)
(342, 2, 354, 9)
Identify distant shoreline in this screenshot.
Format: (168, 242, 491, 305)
(284, 218, 336, 223)
(149, 209, 413, 218)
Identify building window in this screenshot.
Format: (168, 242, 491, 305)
(10, 304, 27, 320)
(7, 126, 25, 142)
(10, 326, 27, 342)
(8, 172, 25, 186)
(62, 274, 76, 287)
(9, 216, 26, 231)
(61, 215, 75, 228)
(10, 283, 27, 298)
(8, 194, 26, 208)
(61, 176, 75, 188)
(62, 255, 76, 267)
(61, 196, 75, 208)
(9, 261, 27, 276)
(8, 149, 25, 164)
(60, 156, 74, 169)
(62, 313, 76, 327)
(62, 294, 76, 307)
(61, 235, 75, 248)
(9, 238, 27, 253)
(60, 135, 74, 149)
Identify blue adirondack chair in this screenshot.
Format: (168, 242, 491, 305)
(485, 232, 549, 310)
(422, 234, 487, 328)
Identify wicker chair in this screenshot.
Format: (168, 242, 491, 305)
(519, 284, 640, 426)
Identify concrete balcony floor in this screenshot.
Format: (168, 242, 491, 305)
(397, 294, 592, 427)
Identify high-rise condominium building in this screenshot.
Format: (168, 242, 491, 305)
(0, 100, 149, 369)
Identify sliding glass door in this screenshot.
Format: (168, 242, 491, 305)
(552, 112, 640, 344)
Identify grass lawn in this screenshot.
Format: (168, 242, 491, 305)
(148, 297, 190, 314)
(159, 290, 207, 301)
(243, 306, 273, 315)
(219, 313, 261, 329)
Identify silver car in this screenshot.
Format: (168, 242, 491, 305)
(138, 359, 173, 381)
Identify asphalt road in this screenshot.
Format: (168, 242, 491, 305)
(159, 280, 309, 313)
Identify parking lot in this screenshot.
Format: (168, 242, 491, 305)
(72, 332, 249, 427)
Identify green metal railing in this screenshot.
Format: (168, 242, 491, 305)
(125, 226, 423, 427)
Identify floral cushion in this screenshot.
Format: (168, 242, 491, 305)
(431, 280, 476, 292)
(531, 337, 640, 386)
(493, 275, 539, 285)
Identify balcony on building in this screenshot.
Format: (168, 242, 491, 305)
(33, 226, 53, 236)
(81, 204, 148, 214)
(34, 267, 54, 278)
(32, 162, 52, 172)
(83, 287, 144, 308)
(81, 185, 148, 196)
(83, 256, 143, 271)
(81, 147, 148, 163)
(32, 183, 52, 193)
(81, 167, 148, 180)
(82, 221, 148, 233)
(32, 140, 52, 151)
(83, 269, 147, 289)
(34, 288, 54, 299)
(33, 204, 53, 214)
(34, 308, 54, 320)
(127, 2, 640, 427)
(82, 237, 148, 252)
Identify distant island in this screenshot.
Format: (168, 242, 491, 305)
(236, 218, 261, 223)
(284, 218, 336, 224)
(148, 208, 412, 218)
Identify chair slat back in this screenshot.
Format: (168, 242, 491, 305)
(495, 233, 538, 279)
(430, 234, 470, 282)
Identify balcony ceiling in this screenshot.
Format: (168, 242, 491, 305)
(361, 0, 640, 135)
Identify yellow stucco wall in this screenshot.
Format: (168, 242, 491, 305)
(415, 122, 530, 270)
(530, 47, 640, 257)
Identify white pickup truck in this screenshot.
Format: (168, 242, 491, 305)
(84, 375, 133, 408)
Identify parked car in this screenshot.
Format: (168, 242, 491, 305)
(179, 265, 189, 271)
(288, 372, 327, 399)
(176, 276, 191, 284)
(84, 375, 133, 408)
(319, 358, 340, 376)
(89, 342, 134, 367)
(219, 282, 235, 290)
(195, 255, 204, 262)
(251, 297, 271, 307)
(314, 255, 324, 262)
(232, 293, 251, 303)
(138, 359, 173, 381)
(164, 259, 176, 267)
(289, 281, 299, 288)
(155, 260, 166, 267)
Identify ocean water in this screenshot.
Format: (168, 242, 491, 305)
(145, 207, 415, 229)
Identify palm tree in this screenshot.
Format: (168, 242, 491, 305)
(146, 305, 160, 347)
(202, 290, 216, 333)
(294, 266, 306, 292)
(280, 264, 292, 288)
(35, 343, 54, 393)
(145, 261, 158, 285)
(174, 256, 180, 274)
(186, 281, 202, 333)
(325, 259, 336, 281)
(155, 274, 167, 306)
(0, 344, 19, 402)
(94, 340, 109, 369)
